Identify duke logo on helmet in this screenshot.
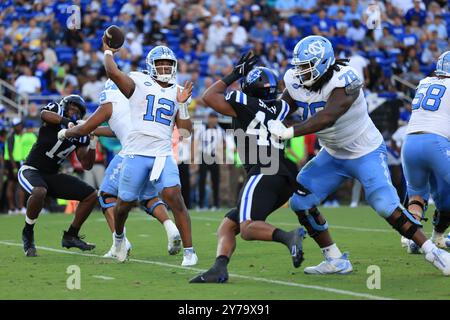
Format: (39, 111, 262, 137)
(146, 45, 178, 83)
(291, 36, 335, 87)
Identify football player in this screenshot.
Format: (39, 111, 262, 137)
(59, 79, 182, 258)
(18, 95, 97, 257)
(268, 35, 450, 275)
(401, 51, 450, 252)
(190, 55, 350, 283)
(102, 40, 198, 265)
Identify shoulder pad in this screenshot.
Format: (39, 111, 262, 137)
(344, 77, 363, 95)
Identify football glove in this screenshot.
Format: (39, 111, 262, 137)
(222, 51, 258, 86)
(57, 129, 67, 141)
(268, 120, 294, 140)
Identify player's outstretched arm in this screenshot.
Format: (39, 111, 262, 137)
(93, 126, 115, 137)
(202, 51, 258, 117)
(103, 40, 135, 99)
(269, 87, 358, 139)
(41, 110, 72, 127)
(62, 103, 112, 139)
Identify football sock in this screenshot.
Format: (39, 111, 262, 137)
(214, 255, 229, 269)
(321, 243, 342, 259)
(163, 219, 179, 238)
(24, 217, 36, 232)
(67, 225, 79, 237)
(272, 228, 291, 247)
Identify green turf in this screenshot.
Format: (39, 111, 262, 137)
(0, 206, 449, 300)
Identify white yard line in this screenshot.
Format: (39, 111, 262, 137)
(92, 275, 115, 280)
(0, 240, 393, 300)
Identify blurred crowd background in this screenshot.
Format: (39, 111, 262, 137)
(0, 0, 449, 213)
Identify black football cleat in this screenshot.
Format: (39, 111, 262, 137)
(189, 267, 229, 284)
(290, 228, 306, 268)
(62, 231, 96, 251)
(22, 227, 37, 257)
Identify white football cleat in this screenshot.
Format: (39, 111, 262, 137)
(400, 236, 409, 248)
(433, 235, 450, 250)
(113, 237, 129, 262)
(181, 249, 198, 266)
(304, 253, 353, 275)
(104, 237, 132, 258)
(425, 248, 450, 276)
(168, 233, 182, 255)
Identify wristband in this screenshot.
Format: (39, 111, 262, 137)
(104, 50, 113, 56)
(89, 136, 97, 150)
(178, 102, 190, 120)
(221, 73, 240, 86)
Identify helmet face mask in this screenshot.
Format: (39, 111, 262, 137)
(293, 57, 321, 86)
(146, 46, 177, 83)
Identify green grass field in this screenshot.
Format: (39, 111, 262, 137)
(0, 206, 449, 300)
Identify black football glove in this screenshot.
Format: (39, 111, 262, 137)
(222, 51, 259, 86)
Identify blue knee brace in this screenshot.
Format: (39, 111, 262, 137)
(98, 191, 116, 210)
(140, 199, 167, 216)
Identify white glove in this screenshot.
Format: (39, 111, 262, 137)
(89, 134, 98, 150)
(268, 120, 294, 140)
(76, 120, 86, 125)
(57, 129, 67, 141)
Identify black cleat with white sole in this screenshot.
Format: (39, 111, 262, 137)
(189, 267, 229, 284)
(22, 228, 37, 257)
(62, 231, 96, 251)
(289, 228, 306, 268)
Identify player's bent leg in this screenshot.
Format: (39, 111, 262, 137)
(140, 197, 181, 255)
(62, 190, 97, 251)
(22, 187, 47, 257)
(190, 211, 239, 284)
(18, 167, 49, 257)
(386, 207, 450, 275)
(295, 207, 352, 275)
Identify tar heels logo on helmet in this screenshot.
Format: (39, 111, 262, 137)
(307, 40, 326, 57)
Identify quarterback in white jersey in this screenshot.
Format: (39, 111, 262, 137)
(268, 36, 450, 276)
(59, 79, 182, 259)
(402, 51, 450, 251)
(103, 38, 198, 266)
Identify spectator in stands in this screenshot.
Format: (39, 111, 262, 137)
(181, 23, 200, 49)
(347, 19, 366, 42)
(240, 9, 253, 32)
(41, 41, 58, 69)
(206, 15, 228, 53)
(207, 46, 232, 76)
(313, 8, 336, 38)
(124, 32, 143, 61)
(229, 15, 247, 47)
(179, 41, 197, 65)
(14, 66, 41, 95)
(421, 41, 441, 65)
(405, 0, 427, 26)
(77, 41, 93, 69)
(145, 20, 165, 45)
(249, 17, 268, 43)
(275, 0, 299, 18)
(82, 70, 103, 103)
(404, 61, 424, 85)
(427, 14, 448, 40)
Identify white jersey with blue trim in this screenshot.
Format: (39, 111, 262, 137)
(123, 71, 180, 157)
(99, 80, 131, 155)
(284, 65, 383, 159)
(407, 76, 450, 139)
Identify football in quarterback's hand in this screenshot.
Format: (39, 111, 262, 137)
(103, 25, 124, 49)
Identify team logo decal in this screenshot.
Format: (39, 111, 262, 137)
(246, 69, 262, 84)
(307, 40, 325, 57)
